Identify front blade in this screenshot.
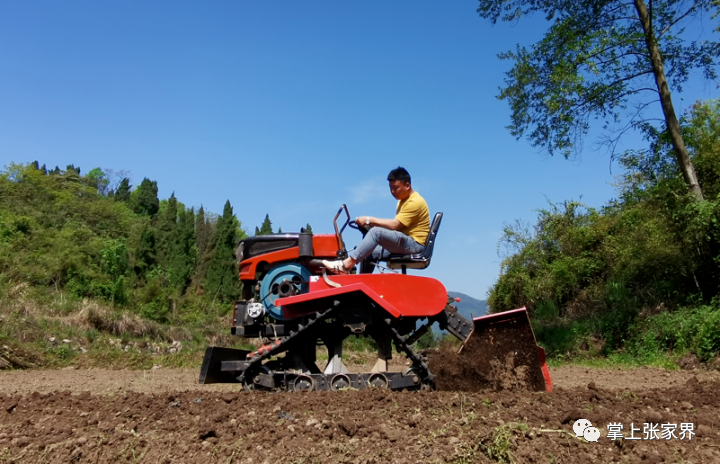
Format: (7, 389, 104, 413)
(459, 308, 551, 392)
(199, 346, 251, 384)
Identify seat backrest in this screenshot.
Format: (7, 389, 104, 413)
(386, 212, 443, 270)
(418, 212, 443, 259)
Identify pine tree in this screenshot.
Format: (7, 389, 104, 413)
(168, 206, 196, 292)
(304, 223, 313, 233)
(114, 178, 131, 202)
(134, 224, 156, 277)
(204, 200, 241, 303)
(195, 206, 211, 259)
(254, 226, 260, 236)
(156, 193, 178, 267)
(193, 206, 213, 287)
(133, 178, 159, 216)
(278, 227, 283, 233)
(259, 214, 273, 235)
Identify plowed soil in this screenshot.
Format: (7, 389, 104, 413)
(1, 367, 719, 464)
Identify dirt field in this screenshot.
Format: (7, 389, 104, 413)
(1, 366, 719, 463)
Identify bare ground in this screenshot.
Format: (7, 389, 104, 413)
(1, 365, 719, 463)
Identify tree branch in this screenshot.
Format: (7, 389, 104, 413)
(659, 1, 702, 37)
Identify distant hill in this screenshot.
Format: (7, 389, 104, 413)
(448, 291, 488, 320)
(428, 292, 488, 334)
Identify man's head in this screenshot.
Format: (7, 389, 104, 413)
(387, 166, 413, 200)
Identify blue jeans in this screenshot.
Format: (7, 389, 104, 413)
(348, 227, 425, 262)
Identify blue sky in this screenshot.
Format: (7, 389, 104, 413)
(1, 2, 717, 301)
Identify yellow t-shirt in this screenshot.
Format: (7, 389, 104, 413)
(395, 191, 430, 245)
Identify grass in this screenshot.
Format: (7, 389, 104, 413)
(482, 424, 516, 464)
(531, 298, 720, 369)
(0, 283, 253, 370)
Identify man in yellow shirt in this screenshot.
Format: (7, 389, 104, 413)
(323, 167, 430, 274)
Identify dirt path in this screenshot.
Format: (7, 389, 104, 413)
(1, 367, 719, 463)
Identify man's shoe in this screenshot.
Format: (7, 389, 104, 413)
(321, 259, 350, 274)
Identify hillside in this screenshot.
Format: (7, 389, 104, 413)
(447, 291, 487, 320)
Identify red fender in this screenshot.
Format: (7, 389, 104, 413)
(276, 273, 447, 320)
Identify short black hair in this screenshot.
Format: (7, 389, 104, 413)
(387, 166, 411, 184)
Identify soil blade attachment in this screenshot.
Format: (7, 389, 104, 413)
(463, 308, 551, 392)
(431, 306, 552, 392)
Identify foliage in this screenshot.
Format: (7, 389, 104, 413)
(414, 330, 438, 350)
(0, 160, 247, 320)
(490, 99, 720, 363)
(477, 0, 719, 197)
(132, 178, 160, 216)
(204, 201, 243, 303)
(257, 213, 273, 235)
(114, 178, 132, 202)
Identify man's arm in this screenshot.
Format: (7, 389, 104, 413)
(356, 216, 403, 231)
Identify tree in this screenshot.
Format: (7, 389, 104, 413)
(65, 164, 80, 176)
(134, 224, 156, 277)
(195, 206, 211, 258)
(258, 214, 273, 235)
(304, 223, 313, 233)
(167, 206, 196, 292)
(477, 0, 719, 200)
(205, 200, 241, 302)
(156, 193, 178, 266)
(132, 178, 159, 216)
(86, 167, 110, 195)
(114, 178, 132, 202)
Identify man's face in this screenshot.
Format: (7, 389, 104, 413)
(389, 180, 411, 200)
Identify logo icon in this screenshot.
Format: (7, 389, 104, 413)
(573, 419, 599, 442)
(583, 426, 600, 442)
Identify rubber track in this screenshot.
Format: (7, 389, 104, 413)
(236, 306, 338, 385)
(237, 305, 436, 390)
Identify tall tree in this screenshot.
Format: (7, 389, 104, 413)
(204, 200, 241, 302)
(477, 0, 719, 200)
(156, 193, 178, 267)
(258, 213, 273, 235)
(132, 178, 159, 216)
(195, 206, 212, 259)
(114, 178, 132, 202)
(168, 206, 196, 292)
(134, 224, 156, 277)
(86, 167, 109, 195)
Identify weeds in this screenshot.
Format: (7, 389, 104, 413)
(482, 424, 516, 463)
(0, 290, 253, 369)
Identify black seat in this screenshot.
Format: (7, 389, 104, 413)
(386, 212, 443, 273)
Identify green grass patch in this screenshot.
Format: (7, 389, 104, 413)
(532, 298, 720, 367)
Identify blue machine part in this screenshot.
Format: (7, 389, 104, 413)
(259, 263, 312, 321)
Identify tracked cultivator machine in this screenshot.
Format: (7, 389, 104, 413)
(200, 206, 551, 392)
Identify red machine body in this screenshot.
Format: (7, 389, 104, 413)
(277, 273, 448, 320)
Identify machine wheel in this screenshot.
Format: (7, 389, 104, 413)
(368, 373, 389, 389)
(330, 374, 351, 391)
(291, 375, 315, 392)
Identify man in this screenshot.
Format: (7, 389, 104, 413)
(322, 166, 430, 274)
